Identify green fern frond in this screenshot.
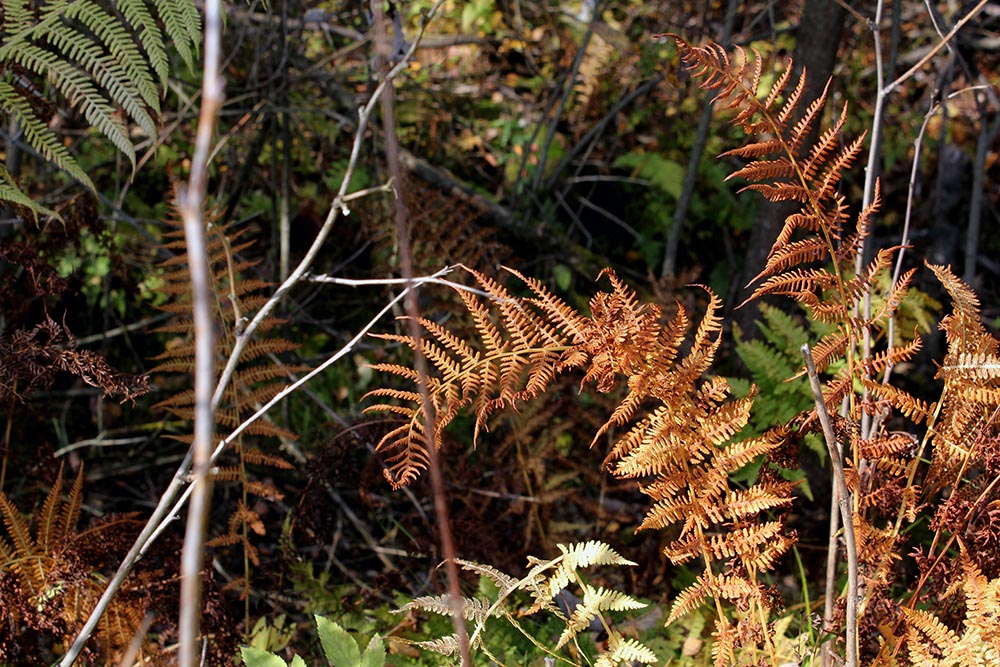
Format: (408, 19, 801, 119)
(557, 540, 635, 569)
(151, 0, 202, 71)
(0, 78, 93, 188)
(118, 0, 169, 84)
(0, 163, 59, 219)
(0, 0, 199, 203)
(1, 0, 31, 34)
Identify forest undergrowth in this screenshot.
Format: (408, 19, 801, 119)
(1, 1, 999, 666)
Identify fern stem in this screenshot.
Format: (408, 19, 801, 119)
(802, 344, 858, 667)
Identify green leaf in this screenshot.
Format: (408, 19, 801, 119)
(316, 615, 361, 667)
(553, 264, 572, 292)
(360, 635, 386, 667)
(240, 646, 287, 667)
(613, 152, 685, 199)
(289, 657, 307, 667)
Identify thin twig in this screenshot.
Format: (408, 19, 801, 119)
(878, 84, 993, 399)
(822, 476, 842, 667)
(884, 0, 990, 96)
(374, 1, 470, 664)
(175, 0, 224, 662)
(60, 7, 443, 660)
(859, 0, 989, 441)
(802, 344, 859, 667)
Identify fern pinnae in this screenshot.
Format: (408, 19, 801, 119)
(152, 0, 201, 71)
(506, 266, 589, 343)
(119, 0, 169, 84)
(0, 79, 93, 187)
(454, 558, 520, 595)
(0, 492, 37, 564)
(1, 0, 31, 34)
(65, 2, 160, 115)
(36, 470, 65, 553)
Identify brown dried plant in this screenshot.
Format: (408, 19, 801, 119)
(668, 36, 1000, 664)
(365, 265, 795, 663)
(150, 212, 296, 609)
(364, 36, 1000, 667)
(0, 465, 157, 664)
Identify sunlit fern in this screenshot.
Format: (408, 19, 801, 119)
(399, 540, 657, 667)
(903, 547, 1000, 666)
(364, 266, 796, 662)
(0, 0, 200, 213)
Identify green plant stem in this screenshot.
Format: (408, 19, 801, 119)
(802, 343, 858, 667)
(791, 546, 815, 645)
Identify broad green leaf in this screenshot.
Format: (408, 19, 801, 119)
(553, 264, 572, 292)
(613, 152, 685, 200)
(290, 657, 307, 667)
(360, 635, 386, 667)
(240, 646, 287, 667)
(316, 615, 360, 667)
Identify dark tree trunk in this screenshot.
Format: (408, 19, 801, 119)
(734, 0, 849, 336)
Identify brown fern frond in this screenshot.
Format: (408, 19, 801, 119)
(862, 380, 937, 424)
(152, 206, 297, 605)
(928, 264, 993, 354)
(365, 263, 794, 648)
(859, 334, 923, 379)
(239, 450, 295, 470)
(667, 572, 713, 624)
(364, 267, 588, 488)
(0, 467, 170, 659)
(742, 267, 839, 305)
(0, 316, 151, 406)
(703, 483, 797, 524)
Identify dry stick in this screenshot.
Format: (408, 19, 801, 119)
(373, 2, 471, 664)
(138, 269, 457, 558)
(60, 8, 444, 663)
(802, 344, 859, 667)
(176, 0, 224, 663)
(858, 0, 990, 440)
(821, 475, 842, 667)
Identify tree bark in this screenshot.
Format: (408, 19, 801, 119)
(734, 0, 848, 335)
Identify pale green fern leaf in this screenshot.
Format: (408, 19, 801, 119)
(118, 0, 169, 84)
(558, 540, 635, 569)
(1, 0, 31, 33)
(455, 558, 519, 595)
(0, 79, 93, 188)
(0, 0, 199, 201)
(399, 594, 497, 623)
(0, 164, 58, 219)
(556, 587, 646, 649)
(69, 1, 161, 112)
(153, 0, 202, 71)
(595, 631, 658, 667)
(408, 635, 463, 657)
